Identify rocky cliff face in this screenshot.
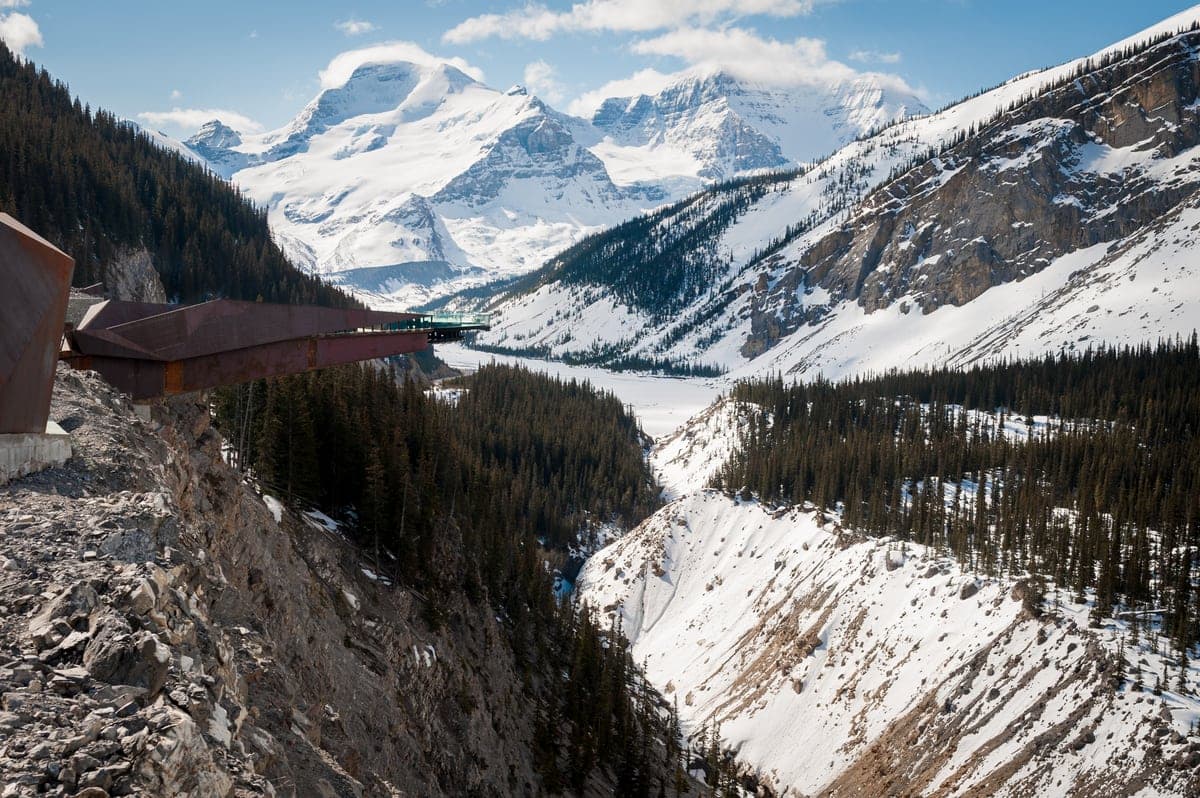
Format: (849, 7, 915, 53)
(100, 249, 167, 304)
(0, 367, 557, 797)
(743, 29, 1200, 353)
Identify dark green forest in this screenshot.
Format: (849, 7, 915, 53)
(214, 364, 685, 793)
(0, 41, 348, 306)
(518, 169, 800, 319)
(719, 339, 1200, 673)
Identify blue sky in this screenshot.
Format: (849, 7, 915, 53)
(2, 0, 1195, 136)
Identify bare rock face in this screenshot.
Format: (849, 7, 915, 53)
(742, 32, 1200, 357)
(0, 367, 545, 796)
(101, 249, 167, 304)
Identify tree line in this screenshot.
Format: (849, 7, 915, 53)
(719, 339, 1200, 675)
(0, 40, 349, 307)
(214, 363, 685, 794)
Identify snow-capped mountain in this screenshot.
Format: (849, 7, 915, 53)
(480, 8, 1200, 379)
(589, 68, 926, 184)
(185, 120, 246, 174)
(184, 58, 923, 309)
(187, 60, 662, 308)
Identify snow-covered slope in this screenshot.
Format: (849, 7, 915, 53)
(650, 397, 752, 500)
(578, 490, 1200, 796)
(590, 68, 925, 184)
(481, 8, 1200, 379)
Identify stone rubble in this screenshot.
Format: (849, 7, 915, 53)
(0, 366, 545, 797)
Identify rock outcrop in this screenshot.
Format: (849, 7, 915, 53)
(101, 249, 167, 304)
(742, 29, 1200, 354)
(0, 367, 550, 796)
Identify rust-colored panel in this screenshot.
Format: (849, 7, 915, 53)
(61, 291, 494, 401)
(85, 299, 423, 362)
(164, 361, 184, 395)
(0, 214, 75, 434)
(67, 356, 166, 401)
(69, 327, 166, 361)
(167, 331, 429, 398)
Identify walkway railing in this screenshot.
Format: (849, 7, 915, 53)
(388, 312, 493, 333)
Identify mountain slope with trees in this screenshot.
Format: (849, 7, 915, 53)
(576, 340, 1200, 796)
(213, 363, 683, 794)
(478, 10, 1200, 380)
(0, 40, 347, 306)
(720, 339, 1200, 655)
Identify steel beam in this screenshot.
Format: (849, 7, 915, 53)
(66, 330, 430, 400)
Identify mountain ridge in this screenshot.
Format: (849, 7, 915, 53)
(182, 58, 922, 309)
(477, 9, 1200, 379)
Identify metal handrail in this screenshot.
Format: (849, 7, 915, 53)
(387, 312, 493, 332)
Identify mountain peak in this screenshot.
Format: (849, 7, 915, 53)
(280, 58, 484, 144)
(589, 65, 925, 181)
(186, 119, 243, 149)
(336, 59, 478, 93)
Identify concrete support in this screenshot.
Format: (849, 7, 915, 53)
(0, 421, 71, 485)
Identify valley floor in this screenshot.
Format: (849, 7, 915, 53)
(437, 342, 724, 439)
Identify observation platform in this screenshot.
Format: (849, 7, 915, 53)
(60, 299, 492, 401)
(3, 210, 493, 479)
(389, 311, 493, 341)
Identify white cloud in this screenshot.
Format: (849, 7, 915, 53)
(137, 108, 264, 135)
(522, 60, 566, 104)
(566, 27, 920, 117)
(629, 27, 916, 93)
(0, 11, 41, 56)
(567, 67, 676, 116)
(849, 49, 901, 64)
(0, 1, 30, 7)
(443, 0, 824, 44)
(318, 41, 484, 89)
(335, 18, 378, 36)
(170, 88, 183, 100)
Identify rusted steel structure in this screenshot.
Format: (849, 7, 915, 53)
(2, 211, 490, 414)
(0, 214, 75, 434)
(60, 300, 485, 401)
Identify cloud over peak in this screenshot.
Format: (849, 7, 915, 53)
(523, 60, 566, 104)
(443, 0, 824, 44)
(318, 41, 485, 89)
(137, 108, 264, 135)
